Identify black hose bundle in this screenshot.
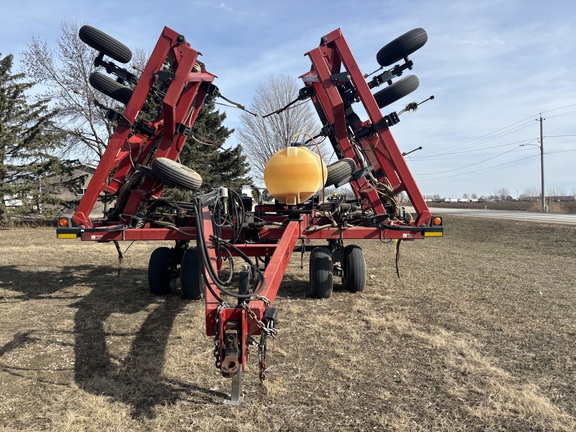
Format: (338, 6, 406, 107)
(194, 189, 266, 303)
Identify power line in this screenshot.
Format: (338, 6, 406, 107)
(429, 103, 576, 158)
(409, 138, 538, 161)
(420, 154, 539, 181)
(540, 103, 576, 114)
(545, 111, 576, 119)
(416, 146, 522, 175)
(546, 149, 576, 154)
(433, 119, 535, 157)
(546, 134, 576, 138)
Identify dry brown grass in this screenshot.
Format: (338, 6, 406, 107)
(0, 217, 575, 431)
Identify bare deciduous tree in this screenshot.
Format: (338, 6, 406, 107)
(22, 20, 139, 162)
(547, 186, 567, 198)
(237, 74, 320, 180)
(522, 186, 540, 199)
(494, 187, 510, 201)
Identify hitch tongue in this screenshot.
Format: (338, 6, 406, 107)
(220, 323, 240, 378)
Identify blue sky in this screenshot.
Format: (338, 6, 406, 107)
(2, 0, 576, 198)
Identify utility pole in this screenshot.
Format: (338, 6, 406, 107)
(538, 114, 546, 212)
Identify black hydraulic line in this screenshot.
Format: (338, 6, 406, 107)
(218, 93, 258, 116)
(208, 236, 266, 298)
(395, 239, 401, 278)
(262, 87, 313, 118)
(194, 197, 225, 303)
(193, 193, 266, 301)
(209, 236, 266, 290)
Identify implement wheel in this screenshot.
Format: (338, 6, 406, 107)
(376, 28, 428, 67)
(342, 245, 366, 293)
(373, 75, 419, 109)
(151, 157, 203, 190)
(309, 247, 333, 299)
(79, 25, 132, 64)
(180, 248, 204, 300)
(148, 247, 176, 295)
(325, 158, 355, 187)
(89, 72, 133, 105)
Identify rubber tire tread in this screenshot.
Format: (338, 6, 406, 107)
(342, 245, 366, 293)
(376, 28, 428, 67)
(79, 25, 132, 63)
(89, 72, 133, 105)
(373, 75, 419, 109)
(309, 247, 333, 299)
(148, 247, 173, 295)
(180, 248, 204, 300)
(151, 157, 203, 190)
(325, 158, 356, 187)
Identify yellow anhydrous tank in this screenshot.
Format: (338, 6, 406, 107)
(264, 146, 327, 205)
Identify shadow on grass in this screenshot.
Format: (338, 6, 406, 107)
(0, 258, 344, 417)
(0, 264, 227, 419)
(276, 273, 350, 300)
(0, 264, 106, 300)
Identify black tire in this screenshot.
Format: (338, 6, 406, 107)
(151, 157, 203, 190)
(148, 247, 175, 295)
(373, 75, 419, 109)
(342, 245, 366, 293)
(79, 25, 132, 64)
(376, 28, 428, 67)
(325, 158, 356, 187)
(89, 72, 133, 105)
(309, 247, 333, 299)
(180, 248, 204, 300)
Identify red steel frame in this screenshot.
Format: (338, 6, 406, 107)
(301, 28, 431, 227)
(74, 26, 215, 228)
(60, 27, 441, 400)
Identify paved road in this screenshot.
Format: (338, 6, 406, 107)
(425, 206, 576, 226)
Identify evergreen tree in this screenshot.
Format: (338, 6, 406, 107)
(135, 63, 252, 195)
(146, 95, 251, 199)
(180, 97, 251, 191)
(0, 53, 80, 223)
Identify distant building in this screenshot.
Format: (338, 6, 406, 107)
(45, 163, 96, 205)
(46, 163, 106, 218)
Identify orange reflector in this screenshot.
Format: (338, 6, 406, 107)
(432, 217, 442, 226)
(58, 218, 69, 227)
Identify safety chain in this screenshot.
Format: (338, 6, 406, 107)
(252, 294, 271, 308)
(241, 298, 277, 338)
(258, 321, 275, 382)
(241, 296, 277, 382)
(214, 299, 277, 380)
(213, 302, 230, 369)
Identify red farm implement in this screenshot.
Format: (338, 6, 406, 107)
(57, 25, 443, 403)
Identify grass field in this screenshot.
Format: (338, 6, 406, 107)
(0, 216, 575, 431)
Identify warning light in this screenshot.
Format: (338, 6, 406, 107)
(432, 217, 442, 226)
(59, 218, 69, 228)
